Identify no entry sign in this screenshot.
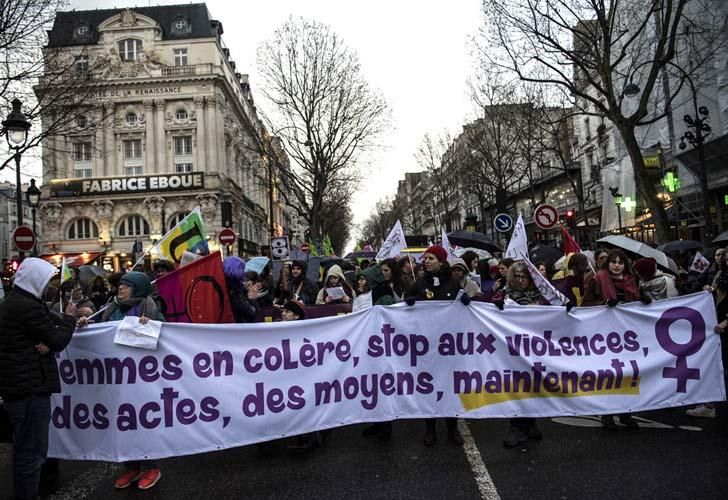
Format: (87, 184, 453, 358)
(218, 228, 236, 246)
(12, 226, 36, 252)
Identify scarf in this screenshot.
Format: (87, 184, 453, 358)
(101, 295, 161, 323)
(505, 287, 546, 305)
(595, 270, 640, 303)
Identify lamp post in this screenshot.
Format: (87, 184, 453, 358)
(609, 186, 623, 234)
(623, 61, 712, 245)
(1, 98, 31, 260)
(25, 179, 40, 256)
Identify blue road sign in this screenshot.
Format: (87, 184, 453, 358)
(494, 213, 513, 232)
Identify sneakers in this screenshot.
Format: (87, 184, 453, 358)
(503, 427, 528, 448)
(137, 468, 162, 490)
(619, 414, 639, 430)
(686, 404, 716, 418)
(114, 469, 142, 489)
(601, 415, 618, 431)
(447, 428, 464, 446)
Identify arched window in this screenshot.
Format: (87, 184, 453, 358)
(67, 218, 99, 240)
(125, 112, 137, 126)
(118, 215, 150, 237)
(167, 211, 190, 231)
(175, 109, 188, 121)
(118, 39, 142, 61)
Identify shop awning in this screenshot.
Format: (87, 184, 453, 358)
(38, 252, 104, 267)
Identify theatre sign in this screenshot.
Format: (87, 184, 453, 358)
(50, 173, 204, 197)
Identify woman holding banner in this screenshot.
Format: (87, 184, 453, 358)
(581, 249, 646, 430)
(407, 245, 464, 447)
(79, 272, 165, 490)
(495, 261, 548, 447)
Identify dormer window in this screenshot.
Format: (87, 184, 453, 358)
(73, 23, 93, 42)
(118, 39, 142, 61)
(171, 16, 192, 35)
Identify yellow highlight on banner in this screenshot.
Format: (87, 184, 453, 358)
(460, 377, 640, 411)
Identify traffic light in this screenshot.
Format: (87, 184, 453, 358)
(565, 210, 576, 228)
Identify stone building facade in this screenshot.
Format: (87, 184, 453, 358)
(38, 4, 290, 270)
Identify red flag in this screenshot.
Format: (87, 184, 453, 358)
(156, 251, 235, 323)
(560, 224, 581, 254)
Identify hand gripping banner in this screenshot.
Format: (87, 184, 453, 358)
(49, 292, 725, 462)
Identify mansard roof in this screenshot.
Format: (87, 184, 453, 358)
(47, 3, 220, 47)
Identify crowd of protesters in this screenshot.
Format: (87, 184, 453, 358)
(1, 238, 726, 498)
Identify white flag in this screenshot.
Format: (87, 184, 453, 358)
(441, 227, 456, 263)
(505, 214, 528, 260)
(524, 257, 569, 305)
(690, 251, 710, 273)
(376, 220, 407, 260)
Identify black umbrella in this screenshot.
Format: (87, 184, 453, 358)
(713, 230, 728, 244)
(529, 245, 563, 266)
(447, 230, 501, 252)
(343, 251, 376, 260)
(656, 240, 702, 254)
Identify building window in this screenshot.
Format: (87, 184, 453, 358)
(118, 39, 142, 61)
(75, 55, 89, 74)
(118, 215, 150, 237)
(174, 135, 193, 173)
(175, 109, 188, 121)
(73, 142, 92, 161)
(68, 218, 99, 240)
(76, 115, 87, 128)
(125, 112, 137, 126)
(167, 211, 190, 231)
(173, 48, 188, 66)
(123, 139, 142, 175)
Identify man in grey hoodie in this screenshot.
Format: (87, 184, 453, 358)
(0, 258, 76, 500)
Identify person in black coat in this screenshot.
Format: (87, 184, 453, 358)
(223, 257, 258, 323)
(0, 258, 76, 500)
(407, 245, 464, 447)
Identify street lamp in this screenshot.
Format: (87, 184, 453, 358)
(25, 179, 40, 256)
(624, 61, 713, 244)
(1, 98, 31, 260)
(609, 186, 623, 233)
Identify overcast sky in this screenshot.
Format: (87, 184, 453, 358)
(53, 0, 482, 243)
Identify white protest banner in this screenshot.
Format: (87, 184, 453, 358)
(505, 214, 528, 259)
(523, 257, 569, 305)
(375, 220, 407, 261)
(690, 251, 710, 273)
(441, 227, 456, 262)
(49, 293, 725, 462)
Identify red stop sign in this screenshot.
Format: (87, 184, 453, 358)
(12, 226, 36, 252)
(301, 243, 310, 253)
(218, 228, 236, 246)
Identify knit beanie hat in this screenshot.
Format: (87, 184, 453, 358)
(120, 271, 152, 298)
(633, 258, 657, 280)
(283, 300, 305, 319)
(424, 245, 448, 263)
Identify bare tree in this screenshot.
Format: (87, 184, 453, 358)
(358, 198, 399, 249)
(414, 132, 460, 233)
(480, 0, 726, 242)
(1, 1, 109, 177)
(460, 75, 527, 225)
(257, 16, 390, 246)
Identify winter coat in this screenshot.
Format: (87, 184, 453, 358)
(412, 264, 460, 301)
(228, 285, 259, 323)
(357, 265, 395, 306)
(0, 258, 76, 400)
(639, 273, 679, 301)
(316, 265, 354, 304)
(275, 262, 319, 305)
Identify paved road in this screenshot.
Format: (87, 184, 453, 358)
(2, 408, 726, 500)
